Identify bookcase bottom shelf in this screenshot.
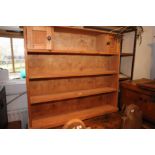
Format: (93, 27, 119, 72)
(31, 105, 118, 129)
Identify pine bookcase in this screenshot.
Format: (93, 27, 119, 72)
(24, 26, 120, 128)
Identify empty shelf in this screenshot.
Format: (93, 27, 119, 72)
(28, 49, 119, 55)
(29, 70, 118, 80)
(31, 104, 118, 128)
(31, 87, 117, 104)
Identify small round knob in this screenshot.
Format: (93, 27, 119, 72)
(107, 41, 111, 45)
(47, 36, 51, 41)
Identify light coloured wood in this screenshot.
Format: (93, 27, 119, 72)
(29, 70, 117, 79)
(54, 26, 118, 35)
(32, 105, 118, 128)
(26, 26, 53, 50)
(31, 93, 117, 120)
(28, 54, 118, 78)
(27, 49, 119, 55)
(96, 34, 117, 53)
(24, 26, 120, 128)
(54, 31, 97, 51)
(29, 75, 116, 96)
(53, 29, 118, 53)
(30, 87, 117, 104)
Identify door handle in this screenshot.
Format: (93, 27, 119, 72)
(47, 36, 52, 41)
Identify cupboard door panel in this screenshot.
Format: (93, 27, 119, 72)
(107, 35, 117, 52)
(26, 26, 53, 50)
(96, 34, 117, 53)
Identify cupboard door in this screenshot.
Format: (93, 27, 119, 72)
(26, 26, 53, 50)
(96, 34, 117, 53)
(106, 35, 117, 53)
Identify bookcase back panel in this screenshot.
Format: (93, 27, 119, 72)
(31, 93, 116, 119)
(53, 28, 118, 53)
(54, 32, 97, 51)
(28, 54, 118, 77)
(29, 75, 116, 96)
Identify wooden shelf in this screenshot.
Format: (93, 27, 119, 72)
(24, 26, 120, 128)
(28, 49, 119, 56)
(31, 87, 117, 104)
(119, 73, 131, 81)
(121, 53, 133, 56)
(32, 105, 118, 128)
(29, 70, 118, 80)
(54, 26, 118, 35)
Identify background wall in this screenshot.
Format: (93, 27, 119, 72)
(133, 26, 155, 80)
(150, 27, 155, 79)
(121, 31, 135, 77)
(121, 26, 155, 80)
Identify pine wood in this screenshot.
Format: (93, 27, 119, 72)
(29, 70, 117, 79)
(29, 75, 117, 96)
(31, 105, 118, 128)
(27, 26, 54, 50)
(31, 87, 117, 104)
(28, 55, 118, 79)
(24, 26, 120, 128)
(31, 93, 117, 120)
(27, 49, 119, 55)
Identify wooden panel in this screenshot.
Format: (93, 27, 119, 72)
(26, 26, 53, 50)
(28, 49, 119, 55)
(54, 31, 97, 51)
(54, 26, 118, 35)
(30, 87, 117, 104)
(31, 93, 117, 119)
(28, 55, 118, 78)
(84, 113, 122, 129)
(96, 34, 117, 53)
(53, 31, 118, 53)
(121, 85, 155, 123)
(29, 70, 117, 79)
(32, 104, 118, 128)
(29, 75, 116, 96)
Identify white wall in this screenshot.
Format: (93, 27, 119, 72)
(150, 28, 155, 79)
(133, 26, 155, 80)
(121, 31, 135, 77)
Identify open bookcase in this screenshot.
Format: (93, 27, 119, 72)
(24, 26, 120, 128)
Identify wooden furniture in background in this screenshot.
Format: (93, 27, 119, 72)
(7, 121, 21, 129)
(24, 26, 120, 129)
(84, 112, 122, 129)
(120, 79, 155, 124)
